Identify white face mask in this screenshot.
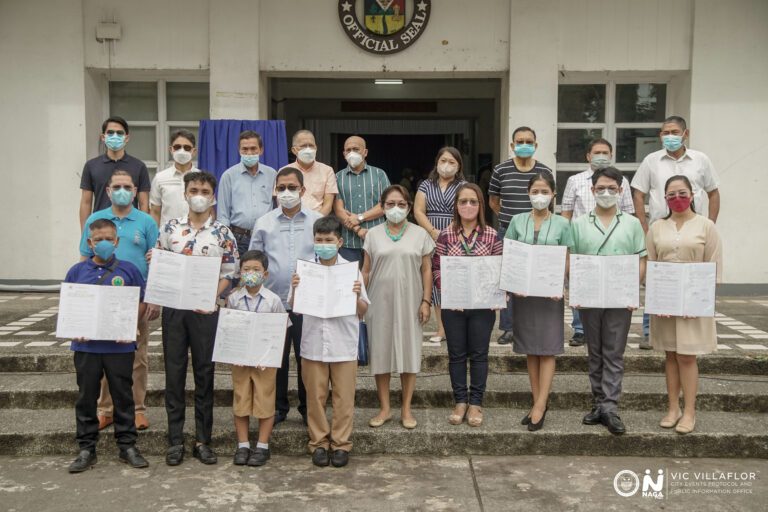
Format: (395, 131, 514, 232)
(173, 149, 192, 165)
(529, 193, 552, 211)
(187, 194, 213, 213)
(297, 147, 316, 164)
(594, 190, 619, 209)
(345, 151, 364, 168)
(385, 206, 408, 224)
(277, 189, 301, 209)
(437, 163, 458, 178)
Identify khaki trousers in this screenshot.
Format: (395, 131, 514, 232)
(97, 316, 149, 416)
(301, 358, 357, 452)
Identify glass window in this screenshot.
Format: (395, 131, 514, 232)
(109, 82, 158, 120)
(615, 83, 667, 123)
(557, 84, 605, 123)
(616, 128, 660, 163)
(126, 126, 156, 162)
(167, 82, 209, 121)
(556, 128, 603, 163)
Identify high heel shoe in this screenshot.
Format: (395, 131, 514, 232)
(521, 410, 532, 425)
(527, 407, 548, 432)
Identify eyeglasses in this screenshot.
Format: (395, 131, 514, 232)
(457, 199, 479, 206)
(595, 186, 619, 194)
(665, 191, 691, 199)
(172, 144, 193, 151)
(110, 185, 133, 191)
(105, 130, 126, 136)
(384, 201, 408, 209)
(276, 185, 300, 192)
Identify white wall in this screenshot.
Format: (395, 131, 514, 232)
(690, 0, 768, 283)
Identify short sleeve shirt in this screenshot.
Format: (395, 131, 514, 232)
(505, 213, 574, 250)
(287, 161, 339, 212)
(561, 168, 635, 218)
(149, 166, 200, 226)
(81, 153, 151, 211)
(336, 164, 391, 249)
(571, 210, 647, 257)
(488, 159, 554, 232)
(157, 215, 239, 280)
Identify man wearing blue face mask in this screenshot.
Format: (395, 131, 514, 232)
(79, 170, 159, 431)
(80, 117, 151, 231)
(218, 130, 278, 256)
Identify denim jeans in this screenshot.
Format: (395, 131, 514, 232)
(571, 307, 584, 335)
(442, 309, 494, 405)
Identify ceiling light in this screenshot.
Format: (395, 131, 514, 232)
(374, 79, 403, 85)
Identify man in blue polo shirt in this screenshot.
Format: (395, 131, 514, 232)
(66, 218, 149, 473)
(80, 169, 159, 431)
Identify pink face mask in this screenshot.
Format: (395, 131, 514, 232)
(458, 203, 479, 220)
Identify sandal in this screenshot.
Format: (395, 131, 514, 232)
(448, 403, 468, 425)
(467, 405, 483, 427)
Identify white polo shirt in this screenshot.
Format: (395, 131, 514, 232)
(149, 165, 200, 226)
(631, 148, 719, 222)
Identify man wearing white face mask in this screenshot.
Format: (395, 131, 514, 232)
(150, 130, 201, 227)
(561, 139, 634, 347)
(287, 129, 338, 216)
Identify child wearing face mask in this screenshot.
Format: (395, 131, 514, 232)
(226, 250, 288, 468)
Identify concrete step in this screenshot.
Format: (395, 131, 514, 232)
(1, 406, 765, 458)
(3, 371, 767, 413)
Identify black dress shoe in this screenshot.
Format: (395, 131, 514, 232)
(119, 447, 149, 468)
(68, 450, 97, 473)
(582, 407, 601, 425)
(193, 444, 218, 465)
(312, 448, 330, 467)
(497, 331, 514, 345)
(233, 447, 251, 466)
(247, 447, 270, 467)
(166, 445, 185, 466)
(331, 450, 349, 468)
(527, 408, 548, 432)
(569, 332, 585, 347)
(601, 412, 626, 435)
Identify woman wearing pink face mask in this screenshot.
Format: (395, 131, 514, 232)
(432, 183, 502, 427)
(646, 175, 722, 435)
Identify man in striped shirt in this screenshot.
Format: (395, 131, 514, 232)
(488, 126, 554, 344)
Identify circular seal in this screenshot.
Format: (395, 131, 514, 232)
(613, 469, 640, 497)
(338, 0, 431, 55)
(111, 275, 125, 287)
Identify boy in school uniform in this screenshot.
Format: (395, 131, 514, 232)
(290, 216, 369, 468)
(65, 218, 149, 473)
(227, 250, 288, 467)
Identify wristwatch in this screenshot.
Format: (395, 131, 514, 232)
(357, 213, 365, 223)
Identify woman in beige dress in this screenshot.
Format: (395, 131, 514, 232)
(363, 184, 435, 429)
(646, 175, 722, 435)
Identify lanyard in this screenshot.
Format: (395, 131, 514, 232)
(243, 294, 264, 313)
(459, 228, 479, 255)
(523, 212, 553, 245)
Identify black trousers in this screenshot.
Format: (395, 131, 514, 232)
(233, 231, 251, 260)
(442, 309, 494, 406)
(276, 311, 306, 417)
(162, 307, 218, 446)
(74, 351, 136, 452)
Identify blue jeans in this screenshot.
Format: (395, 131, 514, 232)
(643, 313, 650, 337)
(571, 307, 584, 335)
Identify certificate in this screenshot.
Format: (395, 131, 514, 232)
(645, 262, 716, 317)
(293, 260, 358, 318)
(56, 283, 140, 341)
(144, 249, 222, 311)
(499, 239, 568, 298)
(569, 254, 640, 309)
(212, 308, 289, 367)
(441, 256, 507, 309)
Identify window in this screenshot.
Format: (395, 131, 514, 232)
(109, 80, 209, 179)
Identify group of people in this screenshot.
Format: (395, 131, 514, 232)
(66, 114, 721, 474)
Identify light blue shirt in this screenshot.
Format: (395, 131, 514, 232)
(249, 207, 323, 308)
(79, 207, 159, 279)
(217, 162, 277, 230)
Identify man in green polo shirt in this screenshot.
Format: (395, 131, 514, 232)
(570, 167, 647, 435)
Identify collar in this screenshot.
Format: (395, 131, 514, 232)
(240, 162, 261, 175)
(102, 152, 128, 163)
(178, 214, 215, 229)
(277, 207, 308, 221)
(589, 208, 624, 221)
(661, 148, 691, 162)
(344, 164, 369, 175)
(108, 206, 137, 221)
(86, 256, 117, 269)
(232, 285, 267, 301)
(292, 161, 316, 173)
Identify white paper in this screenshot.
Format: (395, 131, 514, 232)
(212, 308, 289, 367)
(293, 260, 358, 318)
(144, 249, 222, 311)
(499, 239, 567, 298)
(569, 254, 640, 309)
(56, 283, 140, 341)
(645, 262, 716, 317)
(441, 256, 507, 309)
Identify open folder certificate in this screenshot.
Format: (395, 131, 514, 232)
(499, 239, 568, 298)
(212, 309, 289, 367)
(56, 283, 140, 341)
(144, 248, 222, 311)
(569, 254, 640, 309)
(292, 260, 358, 319)
(440, 256, 507, 310)
(645, 262, 717, 317)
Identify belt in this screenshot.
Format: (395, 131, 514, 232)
(229, 225, 252, 237)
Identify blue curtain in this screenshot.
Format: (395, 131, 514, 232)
(198, 119, 289, 181)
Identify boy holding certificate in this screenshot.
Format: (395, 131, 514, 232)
(227, 250, 287, 467)
(290, 216, 369, 468)
(65, 219, 149, 473)
(570, 167, 647, 435)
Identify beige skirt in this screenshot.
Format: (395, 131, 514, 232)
(650, 315, 717, 355)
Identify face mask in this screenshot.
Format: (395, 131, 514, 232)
(187, 194, 212, 213)
(104, 133, 126, 151)
(595, 190, 619, 209)
(437, 163, 458, 178)
(345, 151, 364, 168)
(241, 270, 266, 288)
(110, 188, 133, 207)
(241, 154, 259, 167)
(529, 193, 552, 211)
(93, 240, 116, 261)
(314, 243, 339, 261)
(173, 150, 192, 165)
(458, 203, 479, 220)
(662, 135, 684, 152)
(277, 189, 301, 209)
(589, 155, 611, 170)
(514, 143, 536, 158)
(667, 196, 692, 213)
(297, 147, 316, 164)
(385, 206, 408, 224)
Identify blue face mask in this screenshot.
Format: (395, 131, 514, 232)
(314, 243, 339, 261)
(662, 135, 684, 152)
(241, 270, 266, 288)
(241, 154, 260, 167)
(110, 188, 133, 206)
(514, 143, 536, 158)
(93, 240, 117, 261)
(104, 133, 126, 151)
